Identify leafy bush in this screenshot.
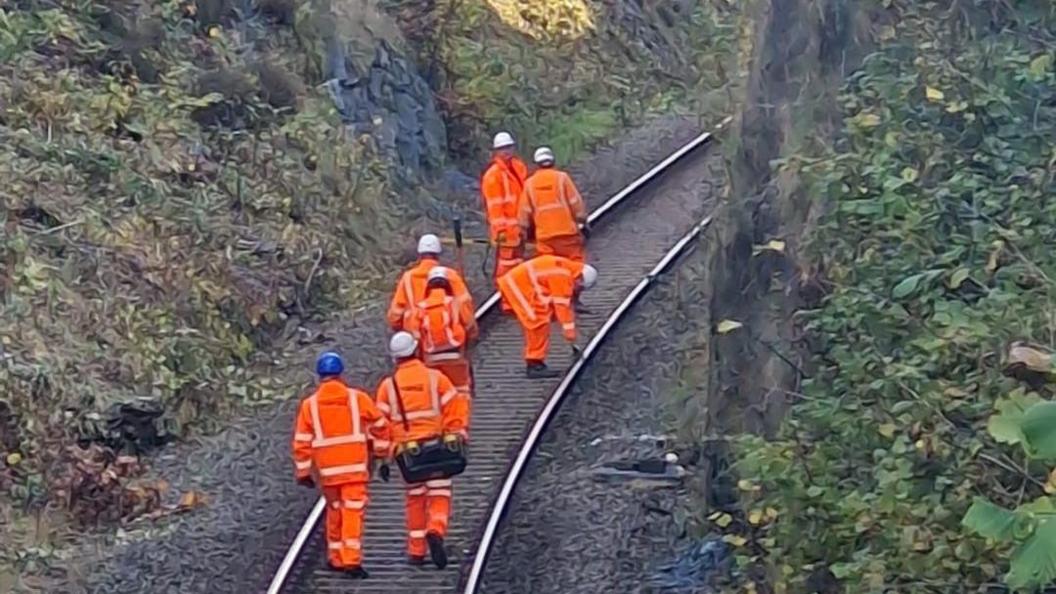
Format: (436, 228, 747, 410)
(720, 2, 1056, 592)
(0, 0, 405, 513)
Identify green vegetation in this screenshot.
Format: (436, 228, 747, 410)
(713, 1, 1056, 591)
(0, 0, 402, 522)
(383, 0, 739, 164)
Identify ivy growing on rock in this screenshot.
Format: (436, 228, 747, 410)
(719, 1, 1056, 592)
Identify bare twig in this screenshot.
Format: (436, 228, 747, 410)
(303, 248, 323, 297)
(31, 219, 84, 235)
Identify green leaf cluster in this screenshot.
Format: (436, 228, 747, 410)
(726, 1, 1056, 591)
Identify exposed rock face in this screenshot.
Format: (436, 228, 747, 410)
(324, 40, 448, 182)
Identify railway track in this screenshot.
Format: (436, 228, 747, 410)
(266, 119, 728, 594)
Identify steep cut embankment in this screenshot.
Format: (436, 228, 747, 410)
(693, 1, 1056, 592)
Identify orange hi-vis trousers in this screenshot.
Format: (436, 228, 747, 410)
(405, 478, 452, 556)
(495, 245, 524, 313)
(426, 357, 473, 401)
(524, 323, 551, 363)
(536, 234, 585, 263)
(322, 482, 368, 568)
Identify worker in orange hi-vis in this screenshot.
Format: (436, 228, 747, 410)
(410, 267, 478, 402)
(292, 351, 392, 579)
(387, 233, 474, 332)
(480, 131, 529, 312)
(518, 146, 593, 313)
(497, 255, 598, 379)
(374, 332, 469, 569)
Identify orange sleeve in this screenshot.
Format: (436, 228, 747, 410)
(481, 168, 506, 242)
(517, 180, 533, 232)
(292, 399, 314, 479)
(357, 391, 392, 458)
(386, 272, 409, 331)
(450, 273, 478, 337)
(438, 372, 469, 439)
(563, 173, 586, 222)
(374, 378, 393, 422)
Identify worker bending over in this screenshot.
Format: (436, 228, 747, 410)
(480, 131, 528, 312)
(387, 233, 475, 334)
(498, 255, 597, 378)
(519, 146, 588, 263)
(410, 267, 478, 401)
(292, 352, 391, 578)
(375, 332, 469, 569)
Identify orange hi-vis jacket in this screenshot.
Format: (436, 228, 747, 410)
(519, 168, 586, 242)
(481, 156, 528, 247)
(412, 288, 478, 362)
(387, 261, 474, 332)
(497, 255, 585, 339)
(293, 379, 391, 486)
(375, 359, 470, 446)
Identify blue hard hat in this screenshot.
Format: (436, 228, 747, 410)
(316, 351, 344, 377)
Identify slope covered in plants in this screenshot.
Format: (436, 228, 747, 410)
(384, 0, 739, 164)
(0, 0, 409, 524)
(711, 1, 1056, 591)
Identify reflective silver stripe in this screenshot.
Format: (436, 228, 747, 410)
(455, 428, 469, 439)
(295, 460, 312, 470)
(440, 389, 458, 406)
(409, 530, 427, 538)
(344, 539, 361, 549)
(312, 434, 366, 448)
(407, 487, 427, 496)
(425, 351, 463, 363)
(347, 389, 362, 436)
(425, 479, 452, 488)
(386, 374, 441, 422)
(373, 439, 391, 450)
(429, 371, 441, 416)
(331, 501, 340, 509)
(328, 542, 342, 550)
(551, 297, 571, 305)
(428, 489, 452, 498)
(343, 500, 365, 509)
(318, 463, 368, 476)
(294, 432, 313, 442)
(402, 273, 416, 312)
(377, 402, 390, 413)
(562, 323, 575, 331)
(499, 273, 536, 322)
(372, 418, 387, 428)
(308, 395, 323, 441)
(456, 385, 471, 392)
(526, 261, 545, 303)
(537, 267, 572, 279)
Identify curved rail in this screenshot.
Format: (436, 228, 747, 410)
(462, 213, 713, 593)
(266, 120, 727, 594)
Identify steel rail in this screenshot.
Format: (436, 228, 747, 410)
(461, 213, 713, 593)
(265, 121, 724, 594)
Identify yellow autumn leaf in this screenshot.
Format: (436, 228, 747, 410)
(856, 113, 882, 128)
(900, 167, 919, 183)
(6, 452, 22, 466)
(208, 26, 221, 38)
(737, 478, 758, 491)
(878, 423, 897, 438)
(723, 534, 749, 547)
(748, 509, 764, 525)
(708, 511, 723, 521)
(926, 86, 945, 102)
(1045, 468, 1056, 495)
(765, 507, 779, 521)
(717, 319, 743, 335)
(714, 513, 733, 528)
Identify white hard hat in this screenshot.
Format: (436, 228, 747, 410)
(389, 331, 418, 358)
(493, 131, 515, 150)
(427, 266, 449, 282)
(533, 146, 555, 165)
(417, 233, 442, 255)
(580, 264, 597, 289)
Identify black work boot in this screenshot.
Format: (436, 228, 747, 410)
(426, 531, 448, 569)
(526, 361, 560, 379)
(408, 555, 426, 567)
